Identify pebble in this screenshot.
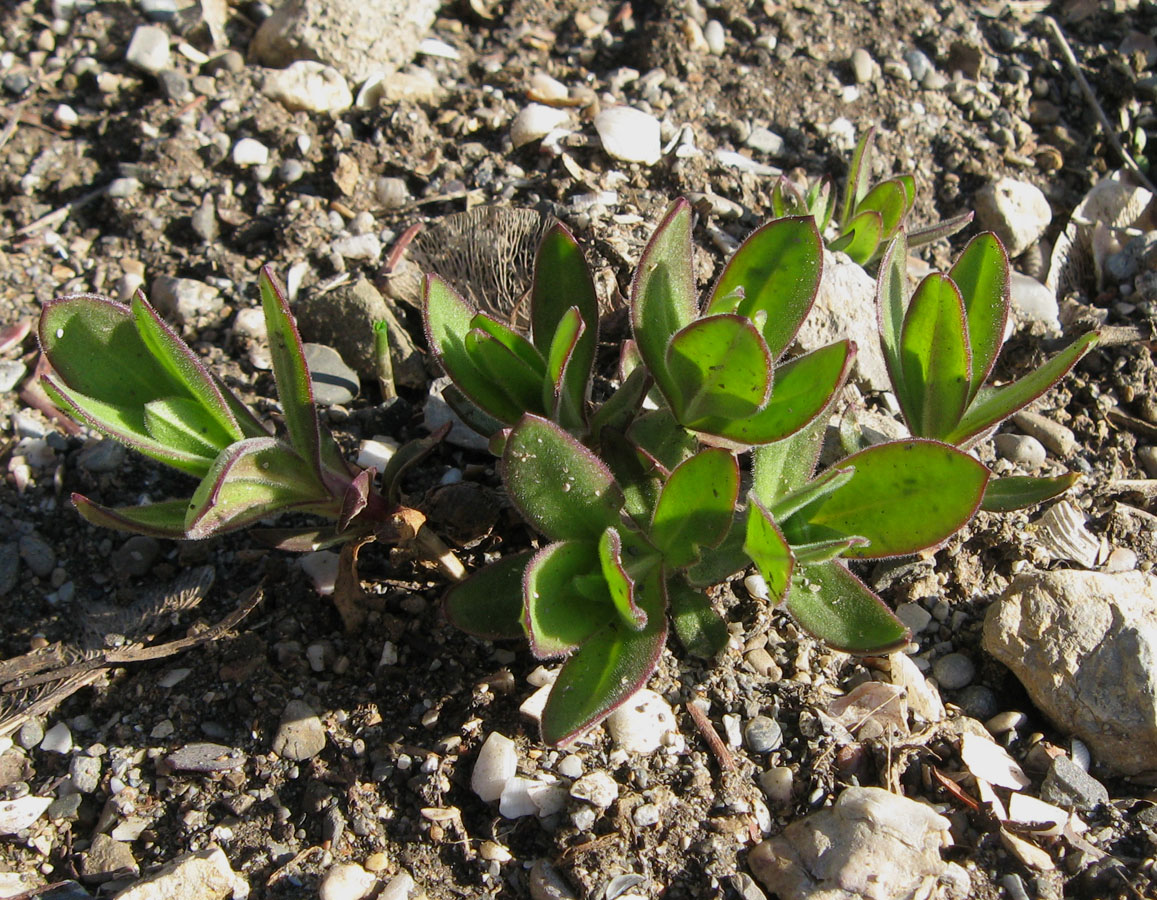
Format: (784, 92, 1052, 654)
(1136, 446, 1157, 478)
(303, 343, 359, 406)
(112, 535, 159, 578)
(0, 796, 52, 835)
(632, 803, 660, 826)
(510, 103, 571, 149)
(232, 138, 269, 167)
(994, 433, 1047, 468)
(744, 716, 783, 753)
(974, 177, 1051, 258)
(472, 732, 517, 802)
(744, 126, 784, 156)
(3, 73, 30, 96)
(528, 71, 569, 104)
(331, 233, 382, 262)
(703, 20, 725, 55)
(903, 48, 933, 83)
(1009, 411, 1077, 458)
(113, 846, 236, 900)
(18, 534, 55, 577)
(529, 860, 577, 900)
(157, 69, 190, 102)
(1010, 271, 1060, 332)
(150, 275, 222, 324)
(124, 25, 171, 74)
(69, 755, 101, 793)
(271, 699, 327, 761)
(758, 767, 794, 805)
(376, 176, 409, 209)
(955, 684, 1000, 721)
(53, 103, 78, 127)
(205, 50, 244, 75)
(606, 689, 677, 753)
(139, 0, 178, 22)
(190, 196, 218, 243)
(378, 871, 416, 900)
(17, 720, 43, 750)
(278, 159, 305, 184)
(106, 176, 141, 199)
(81, 833, 138, 879)
(570, 771, 618, 808)
(850, 47, 877, 83)
(78, 439, 125, 474)
(319, 862, 376, 900)
(932, 652, 976, 690)
(263, 61, 352, 114)
(1040, 754, 1109, 811)
(895, 602, 933, 634)
(594, 106, 662, 165)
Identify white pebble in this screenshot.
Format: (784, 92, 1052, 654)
(528, 71, 569, 104)
(744, 573, 770, 600)
(606, 689, 677, 754)
(378, 871, 415, 900)
(0, 797, 52, 835)
(704, 20, 725, 55)
(40, 721, 73, 754)
(556, 755, 583, 778)
(357, 438, 399, 472)
(300, 551, 341, 596)
(472, 732, 517, 802)
(53, 104, 78, 127)
(510, 103, 571, 149)
(498, 776, 538, 819)
(332, 233, 382, 262)
(528, 781, 568, 817)
(570, 771, 618, 809)
(632, 803, 660, 826)
(124, 24, 170, 74)
(319, 862, 376, 900)
(594, 106, 661, 165)
(232, 138, 269, 167)
(519, 683, 552, 722)
(263, 61, 352, 114)
(758, 766, 794, 804)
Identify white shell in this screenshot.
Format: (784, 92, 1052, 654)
(471, 731, 517, 802)
(510, 104, 571, 149)
(1035, 500, 1103, 569)
(594, 106, 661, 165)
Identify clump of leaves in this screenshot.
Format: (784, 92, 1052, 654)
(39, 268, 448, 627)
(772, 126, 973, 265)
(425, 198, 1095, 747)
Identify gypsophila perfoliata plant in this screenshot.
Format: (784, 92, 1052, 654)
(423, 197, 1098, 747)
(772, 126, 973, 266)
(39, 268, 454, 629)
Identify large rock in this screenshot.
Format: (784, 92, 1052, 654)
(112, 846, 237, 900)
(748, 786, 970, 900)
(795, 250, 890, 393)
(251, 0, 440, 85)
(983, 569, 1157, 781)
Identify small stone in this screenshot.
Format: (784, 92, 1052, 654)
(112, 535, 160, 579)
(41, 721, 72, 754)
(606, 689, 677, 753)
(263, 61, 352, 113)
(379, 871, 416, 900)
(303, 343, 359, 406)
(1010, 271, 1060, 332)
(570, 771, 618, 808)
(632, 803, 660, 826)
(510, 104, 571, 149)
(138, 0, 178, 22)
(975, 178, 1052, 257)
(703, 20, 725, 55)
(191, 196, 219, 242)
(758, 766, 793, 804)
(375, 177, 409, 209)
(1009, 411, 1077, 458)
(850, 48, 877, 83)
(0, 795, 52, 835)
(81, 833, 139, 881)
(150, 275, 222, 324)
(332, 233, 382, 262)
(903, 48, 933, 83)
(319, 862, 376, 900)
(594, 106, 662, 165)
(744, 127, 784, 156)
(3, 72, 30, 96)
(165, 742, 245, 773)
(363, 853, 389, 873)
(932, 652, 976, 690)
(69, 755, 102, 794)
(956, 685, 1000, 721)
(232, 138, 269, 167)
(19, 534, 55, 577)
(994, 433, 1047, 468)
(744, 716, 783, 754)
(895, 602, 933, 634)
(744, 647, 781, 679)
(53, 104, 79, 127)
(106, 176, 141, 198)
(157, 69, 190, 102)
(498, 775, 538, 819)
(204, 50, 244, 74)
(278, 159, 305, 183)
(47, 792, 82, 822)
(472, 732, 517, 802)
(529, 860, 578, 900)
(985, 710, 1028, 735)
(124, 25, 171, 74)
(112, 847, 235, 900)
(1040, 754, 1109, 811)
(17, 720, 43, 750)
(78, 440, 125, 473)
(272, 699, 327, 761)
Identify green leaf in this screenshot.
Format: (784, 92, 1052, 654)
(668, 577, 728, 658)
(443, 550, 531, 640)
(744, 498, 793, 603)
(72, 495, 190, 539)
(876, 232, 909, 402)
(707, 216, 823, 359)
(380, 423, 450, 504)
(751, 404, 828, 505)
(650, 448, 739, 568)
(841, 127, 875, 226)
(809, 177, 836, 232)
(543, 306, 586, 428)
(684, 510, 750, 587)
(630, 199, 697, 403)
(524, 540, 615, 658)
(532, 223, 599, 419)
(907, 211, 974, 248)
(465, 328, 546, 414)
(787, 560, 909, 654)
(771, 178, 807, 218)
(769, 466, 855, 523)
(831, 210, 883, 265)
(503, 415, 624, 541)
(442, 384, 507, 441)
(945, 331, 1099, 445)
(184, 436, 327, 539)
(949, 233, 1010, 402)
(540, 568, 667, 746)
(259, 268, 323, 480)
(688, 340, 853, 447)
(130, 294, 241, 441)
(857, 179, 910, 238)
(782, 439, 989, 558)
(628, 409, 697, 471)
(790, 536, 868, 565)
(980, 473, 1080, 512)
(142, 396, 232, 459)
(898, 272, 972, 439)
(423, 274, 526, 424)
(41, 377, 216, 476)
(599, 527, 647, 630)
(589, 366, 650, 446)
(665, 314, 772, 423)
(469, 312, 547, 377)
(599, 429, 663, 524)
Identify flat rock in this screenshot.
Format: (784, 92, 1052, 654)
(982, 569, 1157, 781)
(150, 275, 222, 325)
(748, 786, 970, 900)
(251, 0, 439, 84)
(796, 250, 890, 392)
(112, 846, 237, 900)
(272, 699, 327, 761)
(303, 343, 359, 406)
(1041, 754, 1110, 811)
(0, 795, 52, 835)
(80, 833, 139, 881)
(975, 177, 1051, 257)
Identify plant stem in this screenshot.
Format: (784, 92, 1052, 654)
(372, 319, 397, 401)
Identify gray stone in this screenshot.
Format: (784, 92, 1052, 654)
(1139, 446, 1157, 479)
(18, 533, 55, 578)
(850, 48, 877, 84)
(138, 0, 178, 22)
(1009, 410, 1077, 458)
(205, 50, 244, 75)
(278, 159, 305, 183)
(895, 602, 933, 634)
(903, 49, 933, 83)
(423, 377, 490, 451)
(47, 792, 82, 821)
(376, 176, 410, 209)
(251, 0, 439, 84)
(749, 786, 970, 900)
(78, 440, 125, 473)
(303, 343, 359, 406)
(0, 360, 25, 392)
(124, 25, 171, 75)
(994, 433, 1047, 468)
(157, 69, 190, 102)
(974, 178, 1051, 257)
(17, 719, 43, 750)
(529, 860, 577, 900)
(983, 569, 1157, 780)
(81, 833, 138, 881)
(150, 275, 222, 324)
(955, 685, 999, 721)
(1040, 754, 1109, 811)
(744, 716, 783, 754)
(111, 535, 159, 579)
(932, 653, 975, 690)
(745, 127, 784, 157)
(272, 699, 327, 761)
(191, 197, 219, 243)
(797, 250, 890, 392)
(165, 743, 245, 773)
(69, 754, 102, 794)
(112, 846, 236, 900)
(0, 543, 18, 597)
